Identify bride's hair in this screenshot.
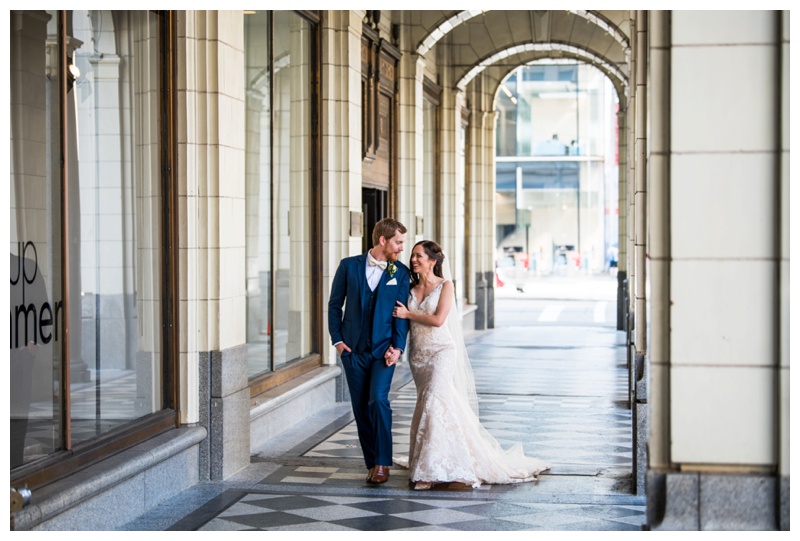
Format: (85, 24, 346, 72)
(410, 240, 445, 287)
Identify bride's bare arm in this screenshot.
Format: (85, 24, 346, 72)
(393, 281, 454, 328)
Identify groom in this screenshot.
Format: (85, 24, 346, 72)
(328, 218, 410, 484)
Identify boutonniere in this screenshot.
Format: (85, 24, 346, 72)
(387, 262, 397, 277)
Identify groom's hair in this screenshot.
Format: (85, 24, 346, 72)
(373, 218, 407, 245)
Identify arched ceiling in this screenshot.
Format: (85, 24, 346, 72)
(413, 10, 629, 57)
(458, 42, 626, 90)
(403, 10, 630, 97)
(479, 48, 628, 109)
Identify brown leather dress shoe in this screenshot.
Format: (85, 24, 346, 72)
(366, 467, 376, 483)
(370, 465, 390, 484)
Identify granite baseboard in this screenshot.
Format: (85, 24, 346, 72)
(12, 427, 206, 531)
(250, 365, 341, 452)
(646, 470, 785, 530)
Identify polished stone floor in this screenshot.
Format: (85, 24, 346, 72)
(121, 276, 646, 531)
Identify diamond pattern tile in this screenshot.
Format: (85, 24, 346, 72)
(123, 295, 647, 531)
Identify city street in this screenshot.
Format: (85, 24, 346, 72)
(495, 274, 618, 327)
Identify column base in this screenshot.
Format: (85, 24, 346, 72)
(617, 270, 627, 331)
(646, 470, 785, 530)
(199, 344, 250, 481)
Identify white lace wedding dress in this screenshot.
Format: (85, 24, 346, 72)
(396, 280, 551, 488)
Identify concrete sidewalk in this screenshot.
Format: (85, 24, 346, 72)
(495, 273, 619, 301)
(121, 288, 644, 531)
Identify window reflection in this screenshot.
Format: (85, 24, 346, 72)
(10, 12, 62, 467)
(245, 11, 313, 378)
(68, 10, 163, 445)
(244, 10, 272, 376)
(10, 10, 164, 466)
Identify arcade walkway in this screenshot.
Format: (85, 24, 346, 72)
(121, 276, 645, 531)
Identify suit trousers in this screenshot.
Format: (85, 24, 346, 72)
(340, 350, 395, 469)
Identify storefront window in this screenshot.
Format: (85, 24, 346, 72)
(245, 11, 316, 379)
(10, 10, 171, 475)
(69, 10, 164, 444)
(10, 10, 63, 468)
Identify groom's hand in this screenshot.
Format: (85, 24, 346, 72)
(385, 346, 401, 366)
(335, 342, 351, 356)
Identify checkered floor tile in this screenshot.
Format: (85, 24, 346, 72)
(176, 491, 645, 531)
(121, 305, 646, 531)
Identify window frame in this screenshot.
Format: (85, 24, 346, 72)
(246, 10, 323, 398)
(10, 9, 181, 491)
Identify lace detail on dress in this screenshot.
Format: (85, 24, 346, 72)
(397, 280, 551, 487)
(407, 281, 453, 360)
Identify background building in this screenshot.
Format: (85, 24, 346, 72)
(495, 62, 620, 278)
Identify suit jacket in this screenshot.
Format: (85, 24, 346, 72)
(328, 253, 410, 359)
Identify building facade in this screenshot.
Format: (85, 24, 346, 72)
(8, 10, 789, 530)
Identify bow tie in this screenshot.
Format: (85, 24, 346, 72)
(369, 257, 387, 270)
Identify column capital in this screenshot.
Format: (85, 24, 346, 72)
(414, 53, 427, 80)
(398, 51, 426, 83)
(480, 110, 498, 129)
(45, 35, 84, 80)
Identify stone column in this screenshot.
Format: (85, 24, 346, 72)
(396, 47, 425, 241)
(465, 75, 495, 331)
(626, 12, 636, 343)
(616, 105, 628, 332)
(438, 54, 459, 290)
(634, 10, 647, 356)
(647, 10, 784, 530)
(465, 82, 481, 328)
(632, 9, 648, 496)
(320, 10, 366, 391)
(625, 12, 637, 410)
(485, 110, 497, 330)
(646, 8, 671, 494)
(176, 10, 249, 480)
(777, 11, 789, 532)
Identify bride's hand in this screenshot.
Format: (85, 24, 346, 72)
(393, 301, 409, 319)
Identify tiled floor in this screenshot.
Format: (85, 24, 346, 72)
(122, 286, 647, 531)
(182, 491, 646, 531)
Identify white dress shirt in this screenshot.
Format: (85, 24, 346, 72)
(366, 251, 386, 291)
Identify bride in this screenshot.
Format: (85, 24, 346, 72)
(389, 240, 550, 490)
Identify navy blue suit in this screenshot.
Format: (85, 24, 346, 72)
(328, 253, 410, 469)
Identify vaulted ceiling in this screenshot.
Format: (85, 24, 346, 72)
(399, 10, 630, 105)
